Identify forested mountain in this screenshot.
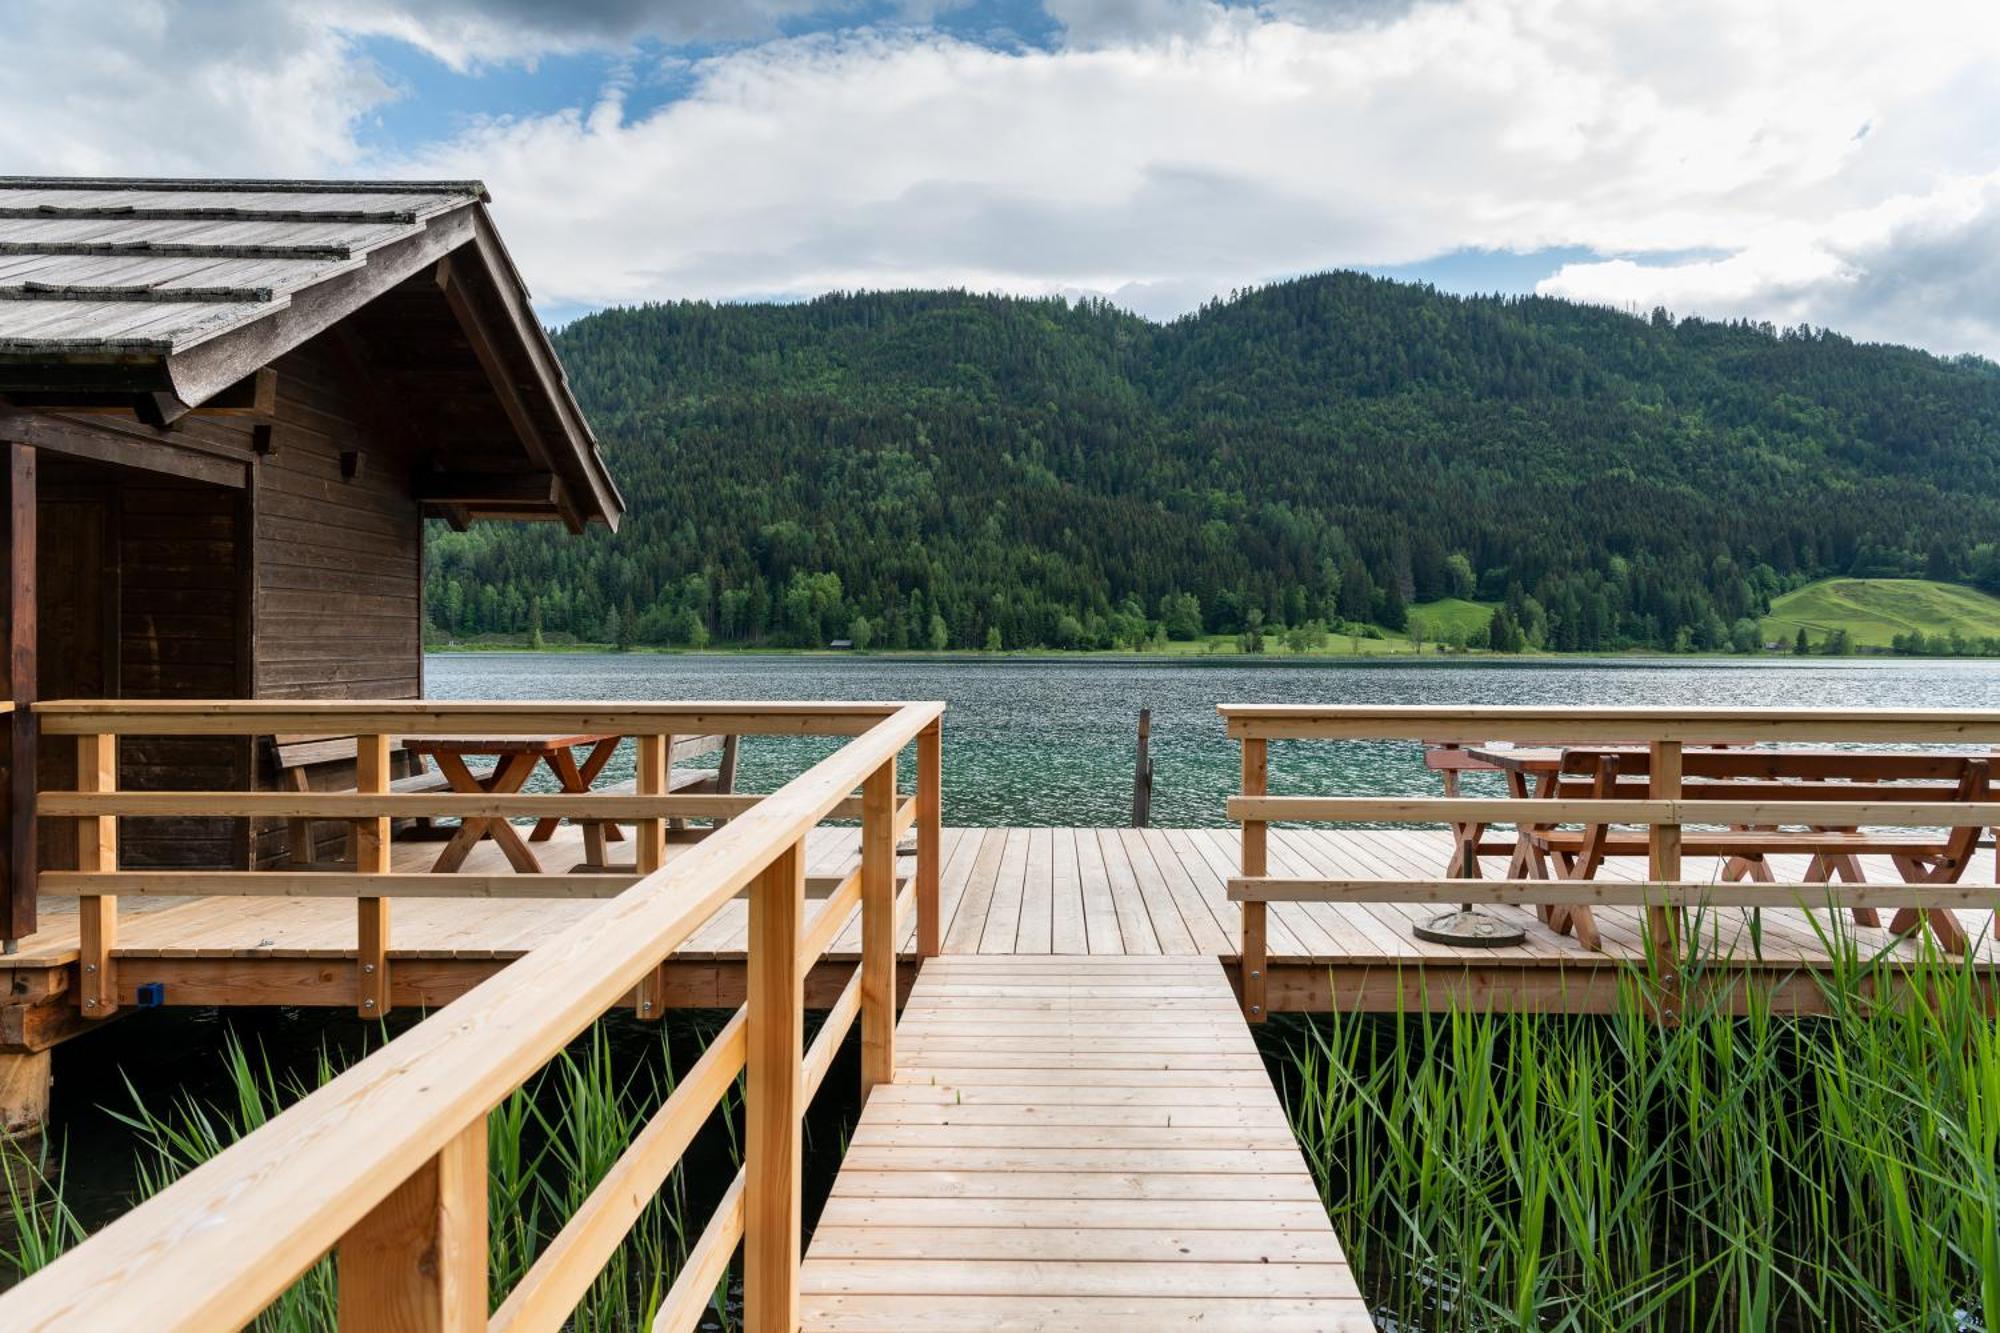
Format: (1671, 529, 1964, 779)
(425, 273, 2000, 652)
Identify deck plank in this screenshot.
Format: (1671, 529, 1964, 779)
(799, 955, 1363, 1330)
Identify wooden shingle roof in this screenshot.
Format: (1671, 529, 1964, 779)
(0, 177, 622, 529)
(0, 179, 486, 353)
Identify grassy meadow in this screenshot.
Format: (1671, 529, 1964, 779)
(1763, 578, 2000, 650)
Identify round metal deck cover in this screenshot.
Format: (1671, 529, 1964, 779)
(1413, 906, 1527, 948)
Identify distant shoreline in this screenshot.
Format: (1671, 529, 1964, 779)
(422, 642, 1954, 664)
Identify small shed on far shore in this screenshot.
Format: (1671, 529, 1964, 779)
(0, 177, 624, 940)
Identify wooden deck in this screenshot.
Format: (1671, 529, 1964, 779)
(9, 826, 1997, 1013)
(798, 954, 1370, 1331)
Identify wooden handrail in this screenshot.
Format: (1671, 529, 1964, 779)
(39, 871, 873, 901)
(33, 699, 911, 736)
(1224, 796, 2000, 827)
(1220, 703, 2000, 744)
(0, 699, 944, 1332)
(1228, 878, 2000, 909)
(38, 791, 869, 818)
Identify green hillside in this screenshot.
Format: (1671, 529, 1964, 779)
(1404, 599, 1495, 644)
(1762, 579, 2000, 649)
(424, 274, 2000, 653)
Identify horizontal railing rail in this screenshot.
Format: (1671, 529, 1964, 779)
(29, 699, 943, 1021)
(0, 698, 944, 1333)
(34, 699, 911, 736)
(1221, 704, 2000, 744)
(1220, 705, 2000, 1019)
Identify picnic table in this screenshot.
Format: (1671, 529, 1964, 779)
(402, 733, 626, 874)
(1440, 743, 1989, 953)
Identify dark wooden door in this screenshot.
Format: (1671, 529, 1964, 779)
(35, 489, 116, 869)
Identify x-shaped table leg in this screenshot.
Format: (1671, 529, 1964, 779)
(429, 751, 543, 873)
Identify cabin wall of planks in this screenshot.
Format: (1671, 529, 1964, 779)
(28, 331, 428, 872)
(246, 339, 424, 867)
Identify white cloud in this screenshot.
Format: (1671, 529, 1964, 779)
(4, 0, 1999, 356)
(0, 0, 390, 176)
(1539, 173, 2000, 357)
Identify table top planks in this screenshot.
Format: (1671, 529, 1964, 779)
(798, 954, 1374, 1331)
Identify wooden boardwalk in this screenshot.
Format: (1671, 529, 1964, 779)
(798, 954, 1370, 1331)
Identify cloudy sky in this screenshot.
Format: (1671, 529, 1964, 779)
(5, 0, 1997, 355)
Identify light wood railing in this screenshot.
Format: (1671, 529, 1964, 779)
(0, 698, 943, 1332)
(31, 699, 944, 1020)
(1222, 705, 2000, 1020)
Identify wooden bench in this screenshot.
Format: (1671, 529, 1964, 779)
(270, 734, 451, 868)
(1528, 747, 1989, 952)
(592, 734, 738, 802)
(573, 733, 740, 863)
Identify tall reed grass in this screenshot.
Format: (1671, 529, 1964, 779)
(1266, 919, 2000, 1330)
(1, 1012, 753, 1331)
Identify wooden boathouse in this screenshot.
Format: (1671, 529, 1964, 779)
(0, 176, 622, 1125)
(3, 183, 2000, 1332)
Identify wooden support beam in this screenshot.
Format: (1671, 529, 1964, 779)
(0, 409, 248, 488)
(861, 757, 896, 1100)
(356, 734, 391, 1018)
(433, 254, 582, 533)
(1239, 736, 1268, 1022)
(412, 472, 557, 506)
(0, 1049, 51, 1136)
(2, 441, 34, 944)
(76, 733, 116, 1017)
(337, 1116, 487, 1332)
(2, 368, 276, 420)
(745, 837, 804, 1333)
(916, 720, 941, 958)
(202, 368, 278, 418)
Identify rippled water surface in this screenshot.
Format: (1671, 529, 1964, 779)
(428, 654, 2000, 826)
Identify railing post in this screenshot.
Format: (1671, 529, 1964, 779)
(3, 440, 35, 947)
(746, 836, 805, 1333)
(356, 733, 391, 1018)
(1648, 739, 1683, 997)
(915, 719, 941, 958)
(861, 756, 897, 1099)
(77, 731, 117, 1017)
(337, 1116, 487, 1332)
(1239, 735, 1268, 1022)
(635, 733, 668, 1019)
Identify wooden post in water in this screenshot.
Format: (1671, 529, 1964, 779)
(1130, 708, 1153, 828)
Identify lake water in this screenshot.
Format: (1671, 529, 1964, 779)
(428, 654, 2000, 826)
